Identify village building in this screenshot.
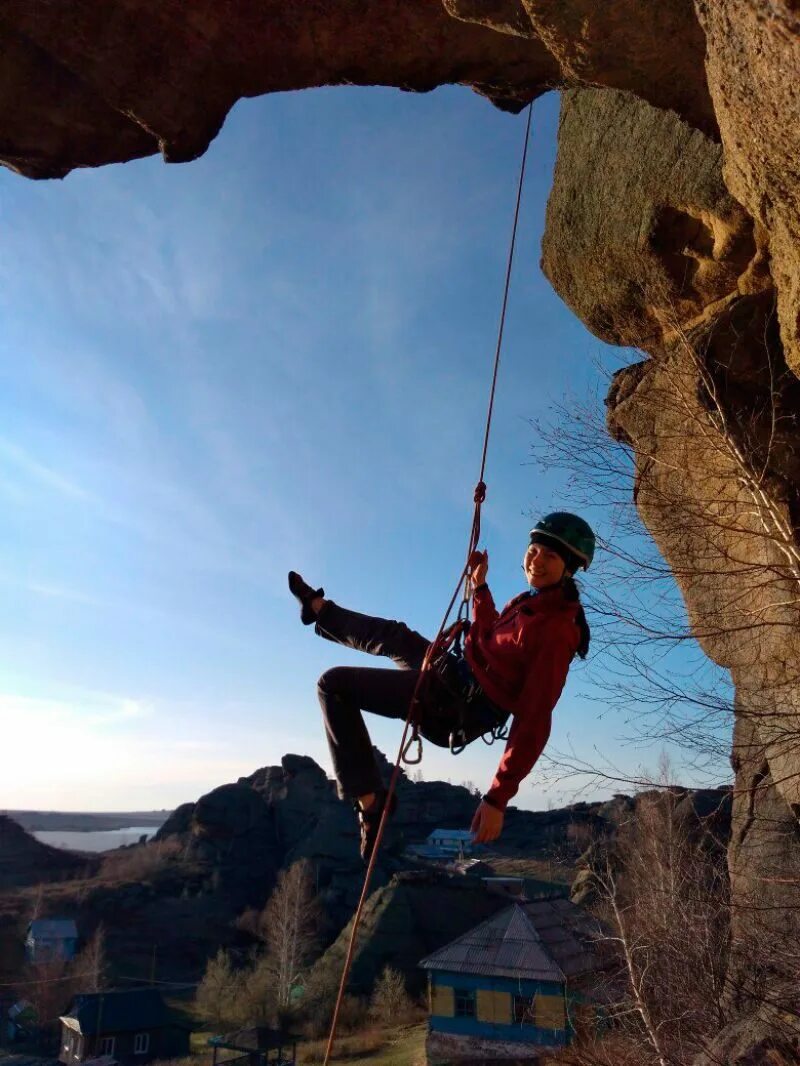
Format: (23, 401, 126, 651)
(421, 898, 607, 1061)
(406, 829, 476, 861)
(26, 919, 78, 963)
(59, 989, 190, 1066)
(427, 829, 474, 856)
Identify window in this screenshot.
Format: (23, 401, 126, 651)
(454, 988, 476, 1018)
(99, 1036, 115, 1057)
(513, 995, 535, 1025)
(134, 1033, 150, 1056)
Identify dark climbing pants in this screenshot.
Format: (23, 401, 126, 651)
(315, 600, 507, 800)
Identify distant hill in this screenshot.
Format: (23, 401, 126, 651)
(0, 814, 94, 889)
(6, 810, 171, 832)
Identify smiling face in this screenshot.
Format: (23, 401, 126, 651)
(523, 541, 569, 589)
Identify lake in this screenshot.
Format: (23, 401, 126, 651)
(34, 826, 161, 852)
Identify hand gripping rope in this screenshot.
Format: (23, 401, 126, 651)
(322, 102, 533, 1066)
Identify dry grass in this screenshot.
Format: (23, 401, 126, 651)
(100, 838, 184, 881)
(483, 855, 575, 884)
(298, 1024, 426, 1065)
(299, 1028, 386, 1063)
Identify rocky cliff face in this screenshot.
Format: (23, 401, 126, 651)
(543, 83, 800, 1056)
(2, 3, 799, 1059)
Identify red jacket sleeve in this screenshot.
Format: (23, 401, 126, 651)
(484, 621, 576, 811)
(471, 583, 498, 633)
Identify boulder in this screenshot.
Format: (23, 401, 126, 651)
(695, 1, 800, 375)
(542, 88, 769, 348)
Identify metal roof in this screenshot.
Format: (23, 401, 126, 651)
(420, 904, 565, 981)
(420, 899, 604, 982)
(28, 919, 78, 939)
(523, 898, 603, 978)
(61, 989, 166, 1035)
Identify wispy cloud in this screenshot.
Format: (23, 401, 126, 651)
(0, 437, 92, 501)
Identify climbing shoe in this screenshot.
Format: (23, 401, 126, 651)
(354, 789, 397, 864)
(288, 571, 324, 625)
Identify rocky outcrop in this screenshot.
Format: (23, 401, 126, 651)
(696, 1, 800, 375)
(0, 1, 712, 182)
(446, 0, 716, 134)
(0, 3, 558, 178)
(542, 83, 800, 1054)
(569, 787, 731, 907)
(306, 869, 510, 995)
(0, 5, 796, 362)
(154, 751, 590, 928)
(542, 88, 769, 347)
(0, 3, 797, 416)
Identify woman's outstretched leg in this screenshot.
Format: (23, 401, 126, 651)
(289, 571, 430, 670)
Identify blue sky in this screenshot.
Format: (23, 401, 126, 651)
(0, 86, 717, 812)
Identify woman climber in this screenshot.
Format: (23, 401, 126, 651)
(288, 511, 594, 863)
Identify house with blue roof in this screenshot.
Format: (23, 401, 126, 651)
(420, 898, 607, 1061)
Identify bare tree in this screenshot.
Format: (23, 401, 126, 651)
(560, 780, 729, 1066)
(262, 859, 320, 1009)
(72, 924, 108, 992)
(368, 965, 414, 1025)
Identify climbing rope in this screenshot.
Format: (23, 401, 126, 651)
(322, 102, 533, 1066)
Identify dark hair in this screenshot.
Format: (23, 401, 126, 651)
(562, 575, 591, 659)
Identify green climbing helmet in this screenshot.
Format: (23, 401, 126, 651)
(529, 512, 596, 571)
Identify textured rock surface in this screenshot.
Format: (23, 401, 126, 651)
(0, 0, 715, 182)
(542, 88, 769, 347)
(607, 328, 800, 1054)
(0, 2, 557, 178)
(696, 1, 800, 375)
(447, 0, 716, 133)
(542, 83, 800, 1054)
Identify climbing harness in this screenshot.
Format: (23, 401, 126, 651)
(416, 618, 509, 756)
(322, 102, 533, 1066)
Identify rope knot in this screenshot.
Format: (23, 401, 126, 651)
(474, 480, 487, 504)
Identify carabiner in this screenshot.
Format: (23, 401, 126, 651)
(401, 733, 423, 765)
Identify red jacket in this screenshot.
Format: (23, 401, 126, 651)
(464, 584, 580, 811)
